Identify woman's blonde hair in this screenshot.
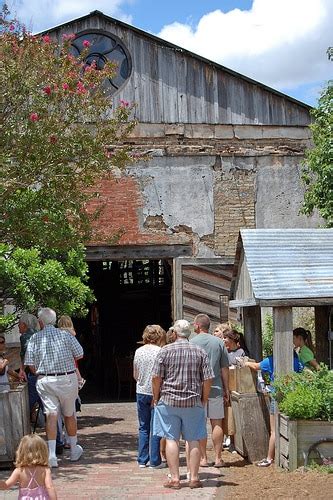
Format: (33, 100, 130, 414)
(58, 315, 74, 329)
(15, 434, 49, 468)
(142, 324, 166, 346)
(214, 322, 231, 339)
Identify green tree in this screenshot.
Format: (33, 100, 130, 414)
(1, 6, 136, 250)
(302, 75, 333, 226)
(0, 7, 137, 329)
(0, 245, 94, 332)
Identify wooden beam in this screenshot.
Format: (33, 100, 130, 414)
(243, 306, 262, 361)
(260, 299, 333, 307)
(85, 244, 192, 261)
(315, 306, 330, 365)
(229, 298, 258, 308)
(173, 258, 183, 321)
(273, 306, 293, 376)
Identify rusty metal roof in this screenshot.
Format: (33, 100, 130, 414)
(230, 229, 333, 306)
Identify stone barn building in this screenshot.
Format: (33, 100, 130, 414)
(40, 10, 320, 396)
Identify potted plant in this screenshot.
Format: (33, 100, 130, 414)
(273, 365, 333, 471)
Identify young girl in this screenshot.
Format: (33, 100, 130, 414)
(0, 434, 57, 499)
(293, 327, 320, 370)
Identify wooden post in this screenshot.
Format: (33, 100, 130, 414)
(243, 306, 262, 361)
(172, 258, 183, 321)
(273, 306, 293, 376)
(315, 306, 330, 365)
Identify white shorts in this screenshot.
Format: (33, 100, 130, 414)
(37, 372, 78, 417)
(205, 396, 224, 420)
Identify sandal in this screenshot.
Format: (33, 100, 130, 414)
(257, 458, 273, 467)
(189, 480, 203, 489)
(214, 460, 226, 468)
(163, 480, 180, 490)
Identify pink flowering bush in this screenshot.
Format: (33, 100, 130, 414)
(1, 5, 136, 252)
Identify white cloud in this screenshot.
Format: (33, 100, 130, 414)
(8, 0, 132, 32)
(157, 0, 332, 90)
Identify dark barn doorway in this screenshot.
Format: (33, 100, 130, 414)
(75, 259, 172, 401)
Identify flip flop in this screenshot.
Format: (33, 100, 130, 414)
(189, 480, 203, 489)
(163, 480, 181, 490)
(214, 462, 226, 468)
(200, 462, 213, 467)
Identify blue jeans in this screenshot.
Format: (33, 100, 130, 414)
(28, 373, 41, 410)
(136, 393, 161, 466)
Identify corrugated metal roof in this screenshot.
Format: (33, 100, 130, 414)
(236, 229, 333, 300)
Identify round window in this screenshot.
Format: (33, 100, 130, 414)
(70, 30, 132, 94)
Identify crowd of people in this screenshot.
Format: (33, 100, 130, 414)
(0, 307, 320, 495)
(132, 316, 320, 489)
(1, 307, 85, 499)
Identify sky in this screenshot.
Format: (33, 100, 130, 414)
(6, 0, 333, 106)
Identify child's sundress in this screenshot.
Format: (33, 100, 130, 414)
(18, 468, 49, 500)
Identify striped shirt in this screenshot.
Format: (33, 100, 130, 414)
(151, 338, 214, 408)
(24, 325, 83, 374)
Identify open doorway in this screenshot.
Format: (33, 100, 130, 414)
(74, 259, 172, 401)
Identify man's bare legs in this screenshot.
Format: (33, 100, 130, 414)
(188, 441, 201, 482)
(211, 419, 224, 466)
(199, 419, 224, 466)
(45, 413, 58, 440)
(199, 437, 208, 466)
(64, 414, 78, 437)
(165, 439, 180, 482)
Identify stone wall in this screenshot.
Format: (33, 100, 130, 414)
(88, 124, 321, 257)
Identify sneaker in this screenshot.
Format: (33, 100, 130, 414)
(138, 464, 146, 468)
(228, 444, 237, 454)
(48, 457, 58, 468)
(257, 458, 273, 467)
(70, 444, 83, 462)
(149, 462, 167, 469)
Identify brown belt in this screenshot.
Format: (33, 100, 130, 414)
(38, 370, 76, 376)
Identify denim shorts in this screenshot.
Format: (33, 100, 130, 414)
(269, 397, 277, 415)
(153, 401, 207, 441)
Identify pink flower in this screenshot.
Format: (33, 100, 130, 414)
(120, 99, 129, 108)
(76, 81, 86, 94)
(42, 35, 51, 43)
(62, 33, 76, 41)
(83, 40, 90, 48)
(62, 82, 69, 90)
(43, 86, 51, 95)
(30, 113, 39, 122)
(9, 24, 15, 31)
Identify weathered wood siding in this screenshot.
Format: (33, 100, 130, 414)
(231, 391, 270, 462)
(0, 384, 30, 464)
(279, 413, 333, 471)
(51, 13, 310, 126)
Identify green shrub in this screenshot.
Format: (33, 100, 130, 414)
(279, 385, 323, 419)
(274, 365, 333, 421)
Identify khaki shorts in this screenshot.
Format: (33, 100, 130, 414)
(205, 396, 224, 420)
(37, 372, 78, 416)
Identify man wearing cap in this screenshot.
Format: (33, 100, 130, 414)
(191, 313, 229, 468)
(152, 319, 214, 490)
(25, 307, 84, 468)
